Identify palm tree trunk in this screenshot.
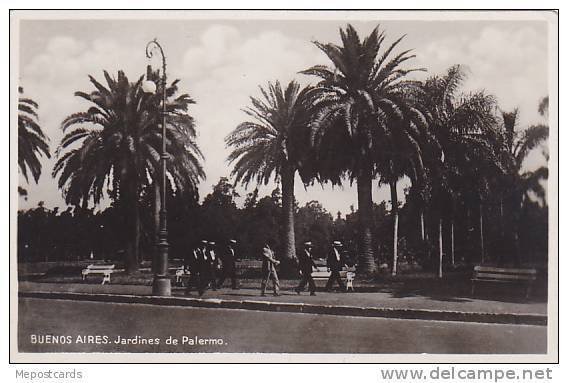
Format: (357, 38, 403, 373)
(497, 195, 505, 265)
(280, 163, 296, 275)
(514, 194, 522, 265)
(134, 199, 140, 270)
(438, 218, 443, 278)
(479, 203, 485, 264)
(420, 210, 425, 242)
(466, 207, 471, 262)
(450, 219, 455, 267)
(499, 196, 504, 239)
(124, 179, 140, 274)
(357, 165, 376, 274)
(390, 180, 399, 276)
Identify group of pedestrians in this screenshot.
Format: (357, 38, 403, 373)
(183, 237, 349, 297)
(184, 239, 239, 296)
(260, 240, 349, 297)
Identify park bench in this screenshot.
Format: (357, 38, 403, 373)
(174, 267, 191, 286)
(81, 264, 116, 285)
(312, 266, 356, 291)
(471, 265, 537, 299)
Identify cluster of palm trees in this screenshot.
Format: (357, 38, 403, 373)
(225, 24, 549, 275)
(18, 24, 548, 275)
(19, 68, 205, 272)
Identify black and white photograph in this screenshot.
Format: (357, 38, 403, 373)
(9, 9, 558, 363)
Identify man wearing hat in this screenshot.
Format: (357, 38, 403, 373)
(218, 239, 239, 289)
(261, 240, 280, 296)
(189, 240, 208, 296)
(295, 241, 317, 296)
(183, 244, 199, 295)
(206, 241, 219, 291)
(326, 241, 347, 292)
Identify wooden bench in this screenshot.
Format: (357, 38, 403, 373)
(81, 264, 116, 285)
(174, 267, 191, 286)
(471, 266, 537, 299)
(312, 266, 356, 291)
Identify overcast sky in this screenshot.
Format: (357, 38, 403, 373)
(17, 14, 550, 215)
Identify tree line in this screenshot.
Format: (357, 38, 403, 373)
(17, 175, 548, 275)
(18, 24, 549, 275)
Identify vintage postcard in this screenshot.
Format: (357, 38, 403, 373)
(9, 9, 558, 363)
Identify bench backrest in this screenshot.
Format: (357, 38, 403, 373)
(473, 266, 537, 281)
(312, 267, 352, 279)
(87, 264, 115, 270)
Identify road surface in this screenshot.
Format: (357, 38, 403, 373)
(18, 298, 546, 354)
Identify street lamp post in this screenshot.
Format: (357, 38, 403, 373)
(143, 38, 171, 296)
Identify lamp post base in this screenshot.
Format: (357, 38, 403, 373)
(152, 276, 171, 296)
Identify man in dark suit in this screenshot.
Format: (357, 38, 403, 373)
(326, 241, 347, 292)
(183, 245, 198, 295)
(218, 239, 239, 289)
(295, 241, 317, 296)
(207, 241, 219, 291)
(186, 240, 208, 296)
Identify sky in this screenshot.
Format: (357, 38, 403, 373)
(16, 13, 551, 216)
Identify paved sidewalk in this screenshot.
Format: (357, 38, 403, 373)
(18, 281, 547, 325)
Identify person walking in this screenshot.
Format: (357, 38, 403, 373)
(207, 241, 219, 291)
(183, 244, 200, 295)
(260, 241, 280, 296)
(296, 241, 317, 296)
(192, 240, 208, 296)
(325, 241, 347, 292)
(218, 239, 239, 289)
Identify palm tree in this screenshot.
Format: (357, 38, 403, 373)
(302, 24, 423, 274)
(18, 87, 50, 184)
(420, 65, 499, 274)
(225, 80, 313, 267)
(499, 101, 549, 263)
(374, 86, 428, 276)
(53, 69, 204, 272)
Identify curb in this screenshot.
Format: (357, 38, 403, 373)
(18, 291, 547, 326)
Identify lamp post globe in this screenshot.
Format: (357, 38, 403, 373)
(141, 80, 157, 94)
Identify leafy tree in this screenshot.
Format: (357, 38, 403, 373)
(239, 188, 283, 260)
(53, 70, 204, 272)
(295, 201, 334, 260)
(302, 24, 423, 273)
(199, 177, 240, 243)
(18, 87, 50, 185)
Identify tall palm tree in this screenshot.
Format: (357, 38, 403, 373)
(302, 24, 423, 274)
(499, 102, 549, 263)
(420, 65, 499, 273)
(374, 86, 428, 276)
(53, 70, 204, 272)
(18, 87, 50, 184)
(501, 108, 549, 205)
(225, 80, 313, 267)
